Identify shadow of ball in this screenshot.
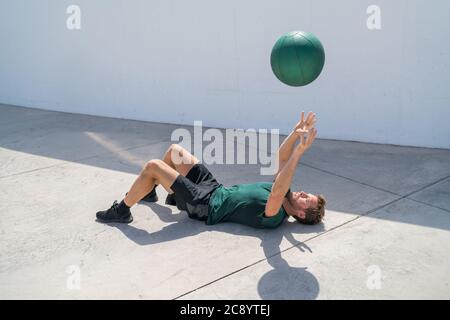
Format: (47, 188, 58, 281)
(257, 266, 319, 300)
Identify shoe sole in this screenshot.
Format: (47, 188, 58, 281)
(96, 215, 133, 224)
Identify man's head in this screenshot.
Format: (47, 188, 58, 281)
(283, 191, 326, 225)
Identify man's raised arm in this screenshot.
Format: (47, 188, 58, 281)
(276, 112, 316, 176)
(265, 127, 317, 217)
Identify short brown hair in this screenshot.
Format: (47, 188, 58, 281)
(293, 194, 326, 225)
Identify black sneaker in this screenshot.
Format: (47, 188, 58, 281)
(96, 200, 133, 223)
(165, 193, 177, 206)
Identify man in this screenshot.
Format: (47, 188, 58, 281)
(96, 112, 326, 228)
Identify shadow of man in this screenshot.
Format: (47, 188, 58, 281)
(111, 202, 322, 299)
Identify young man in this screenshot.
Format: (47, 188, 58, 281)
(96, 112, 326, 228)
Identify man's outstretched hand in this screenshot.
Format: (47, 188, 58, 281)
(275, 110, 318, 174)
(293, 111, 316, 138)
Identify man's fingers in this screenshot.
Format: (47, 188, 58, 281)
(305, 111, 311, 124)
(297, 111, 317, 130)
(294, 111, 305, 130)
(307, 118, 317, 129)
(306, 112, 316, 126)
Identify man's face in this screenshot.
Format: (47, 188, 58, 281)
(290, 191, 318, 218)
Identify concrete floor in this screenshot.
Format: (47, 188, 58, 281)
(0, 103, 449, 299)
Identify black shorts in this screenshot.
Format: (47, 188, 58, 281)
(170, 163, 221, 221)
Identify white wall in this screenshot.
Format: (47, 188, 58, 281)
(1, 0, 449, 148)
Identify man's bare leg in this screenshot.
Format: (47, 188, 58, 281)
(123, 143, 199, 206)
(124, 159, 180, 207)
(157, 144, 199, 197)
(96, 145, 200, 223)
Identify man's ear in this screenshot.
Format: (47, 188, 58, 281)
(296, 209, 306, 219)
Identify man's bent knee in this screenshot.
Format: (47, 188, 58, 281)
(168, 144, 189, 166)
(165, 143, 180, 155)
(144, 159, 163, 173)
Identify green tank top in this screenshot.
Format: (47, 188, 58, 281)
(207, 182, 288, 229)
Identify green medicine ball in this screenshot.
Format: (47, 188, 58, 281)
(270, 31, 325, 87)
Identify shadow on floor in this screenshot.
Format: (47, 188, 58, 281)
(107, 201, 323, 299)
